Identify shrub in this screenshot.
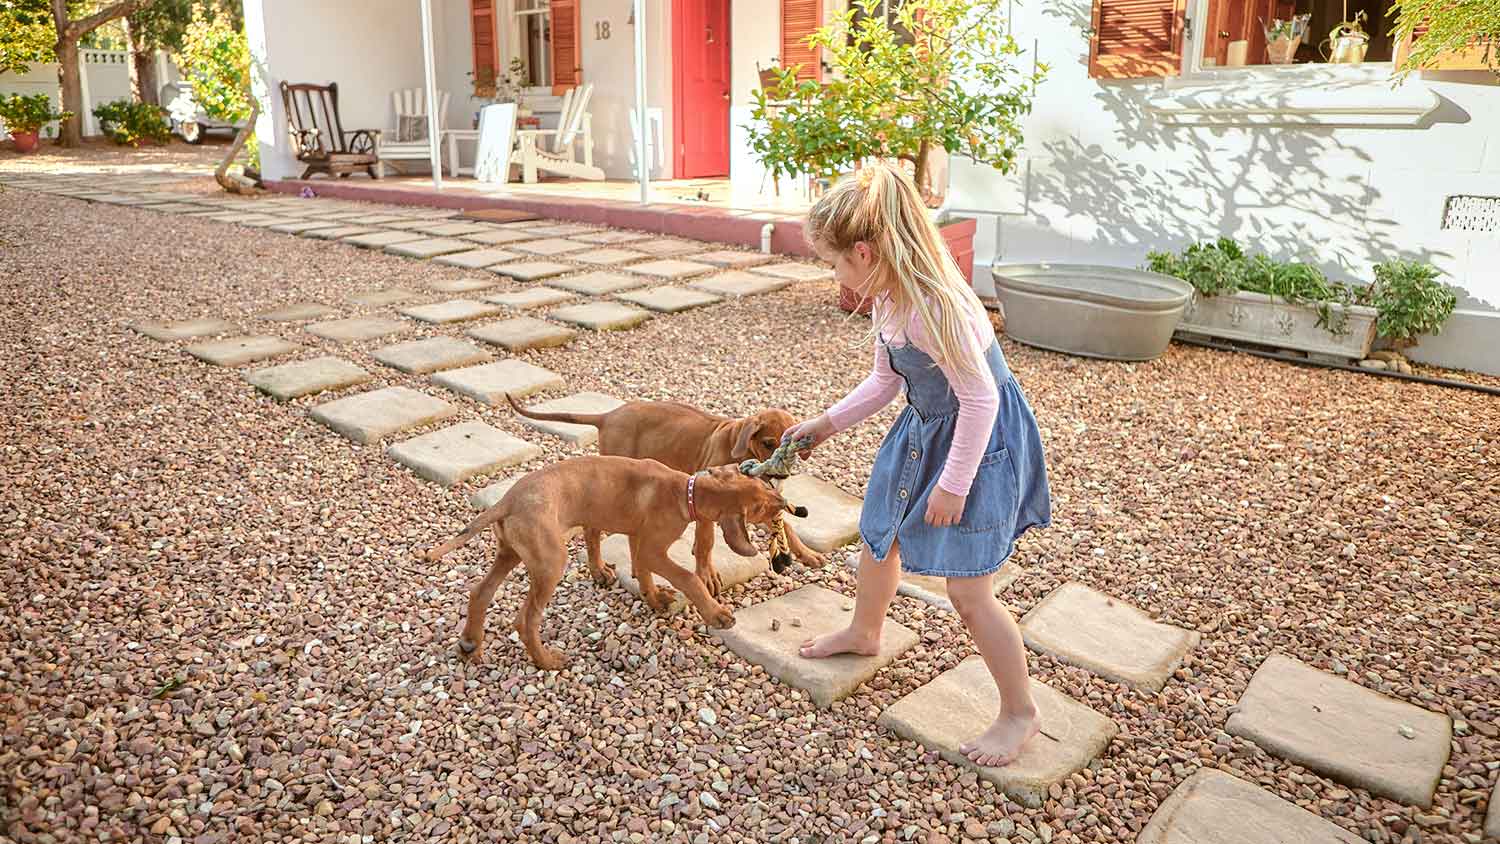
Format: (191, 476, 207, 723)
(93, 99, 172, 146)
(0, 93, 70, 135)
(1367, 260, 1458, 346)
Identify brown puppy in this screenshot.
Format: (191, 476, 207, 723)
(424, 458, 794, 670)
(506, 395, 827, 594)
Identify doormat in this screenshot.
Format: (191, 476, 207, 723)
(458, 208, 542, 224)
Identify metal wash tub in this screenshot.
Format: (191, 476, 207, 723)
(990, 264, 1193, 361)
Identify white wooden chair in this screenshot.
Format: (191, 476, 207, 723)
(380, 88, 450, 175)
(511, 83, 605, 183)
(629, 106, 664, 181)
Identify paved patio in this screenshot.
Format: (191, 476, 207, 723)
(1, 165, 1495, 844)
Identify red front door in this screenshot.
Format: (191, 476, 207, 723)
(673, 0, 732, 178)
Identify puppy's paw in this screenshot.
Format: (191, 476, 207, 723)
(645, 588, 680, 614)
(457, 638, 484, 663)
(697, 565, 723, 598)
(796, 548, 829, 568)
(706, 606, 736, 629)
(533, 648, 569, 671)
(591, 563, 617, 587)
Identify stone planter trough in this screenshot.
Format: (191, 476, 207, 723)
(1175, 290, 1378, 360)
(990, 263, 1193, 361)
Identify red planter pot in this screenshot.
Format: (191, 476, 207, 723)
(839, 217, 978, 315)
(10, 131, 40, 153)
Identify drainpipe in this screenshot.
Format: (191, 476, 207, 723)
(760, 222, 775, 254)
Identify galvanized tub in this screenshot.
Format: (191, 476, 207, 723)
(991, 264, 1193, 361)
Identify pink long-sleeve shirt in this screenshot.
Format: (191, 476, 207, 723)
(826, 301, 999, 497)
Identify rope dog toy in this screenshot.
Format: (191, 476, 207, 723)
(739, 437, 813, 572)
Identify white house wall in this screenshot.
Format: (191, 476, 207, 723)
(249, 0, 426, 181)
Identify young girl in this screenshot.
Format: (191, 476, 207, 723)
(783, 161, 1052, 766)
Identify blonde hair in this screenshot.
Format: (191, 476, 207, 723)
(807, 159, 988, 380)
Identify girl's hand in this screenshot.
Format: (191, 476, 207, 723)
(925, 488, 966, 527)
(782, 415, 835, 460)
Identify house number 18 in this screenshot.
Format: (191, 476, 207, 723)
(594, 21, 611, 40)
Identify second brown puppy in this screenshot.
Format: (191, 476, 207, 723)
(507, 395, 827, 595)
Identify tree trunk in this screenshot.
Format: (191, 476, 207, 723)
(55, 37, 84, 147)
(135, 51, 159, 105)
(122, 16, 141, 102)
(214, 97, 261, 195)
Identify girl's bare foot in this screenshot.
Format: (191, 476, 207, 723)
(960, 711, 1040, 767)
(798, 626, 880, 658)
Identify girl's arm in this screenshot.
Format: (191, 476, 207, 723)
(826, 342, 903, 433)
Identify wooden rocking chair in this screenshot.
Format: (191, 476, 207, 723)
(511, 84, 605, 183)
(280, 81, 383, 179)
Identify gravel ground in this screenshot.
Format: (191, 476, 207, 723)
(2, 176, 1497, 844)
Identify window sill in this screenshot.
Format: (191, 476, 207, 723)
(1147, 63, 1441, 127)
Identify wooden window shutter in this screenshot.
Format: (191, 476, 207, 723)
(550, 0, 582, 94)
(1089, 0, 1186, 79)
(781, 0, 823, 82)
(470, 0, 498, 82)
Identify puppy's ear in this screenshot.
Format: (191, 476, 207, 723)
(731, 418, 761, 459)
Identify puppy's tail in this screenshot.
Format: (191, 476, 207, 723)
(505, 392, 608, 428)
(423, 506, 505, 563)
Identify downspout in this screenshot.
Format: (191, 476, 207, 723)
(760, 222, 774, 254)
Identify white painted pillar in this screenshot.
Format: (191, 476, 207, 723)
(420, 0, 444, 188)
(633, 0, 649, 204)
(79, 52, 96, 136)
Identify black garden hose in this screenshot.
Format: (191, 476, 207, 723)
(1172, 336, 1500, 398)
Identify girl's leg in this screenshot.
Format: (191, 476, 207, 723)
(947, 572, 1040, 766)
(799, 541, 901, 658)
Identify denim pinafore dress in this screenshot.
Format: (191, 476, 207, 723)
(859, 337, 1052, 577)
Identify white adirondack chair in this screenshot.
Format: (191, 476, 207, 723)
(511, 84, 605, 183)
(380, 88, 450, 175)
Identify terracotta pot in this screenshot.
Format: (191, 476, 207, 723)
(839, 217, 979, 315)
(10, 130, 40, 153)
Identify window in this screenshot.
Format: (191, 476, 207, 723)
(848, 0, 916, 49)
(513, 0, 552, 88)
(1191, 0, 1395, 72)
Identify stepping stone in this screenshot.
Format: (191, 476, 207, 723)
(342, 230, 427, 249)
(695, 250, 775, 268)
(387, 421, 541, 487)
(418, 221, 495, 237)
(186, 335, 300, 367)
(245, 355, 371, 400)
(625, 259, 716, 280)
(494, 261, 572, 281)
(464, 229, 535, 246)
(603, 524, 768, 615)
(260, 302, 335, 322)
(485, 288, 576, 310)
(631, 238, 704, 257)
(526, 223, 595, 237)
(307, 317, 410, 343)
(375, 218, 439, 231)
(428, 277, 497, 293)
(434, 248, 519, 269)
(1139, 769, 1363, 844)
(753, 263, 835, 283)
(689, 271, 793, 299)
(513, 238, 590, 256)
(150, 202, 217, 214)
(342, 213, 411, 225)
(468, 317, 577, 352)
(780, 474, 863, 552)
(132, 318, 235, 341)
(509, 392, 623, 445)
(616, 285, 723, 314)
(385, 238, 475, 259)
(372, 337, 492, 374)
(1019, 582, 1199, 692)
(310, 386, 457, 444)
(571, 247, 647, 266)
(1489, 780, 1500, 840)
(546, 271, 646, 296)
(238, 215, 301, 228)
(572, 230, 651, 245)
(712, 584, 918, 708)
(400, 299, 503, 325)
(347, 288, 418, 307)
(432, 360, 566, 405)
(549, 302, 651, 331)
(269, 220, 342, 235)
(878, 656, 1118, 809)
(470, 476, 522, 510)
(303, 225, 376, 240)
(1226, 655, 1452, 807)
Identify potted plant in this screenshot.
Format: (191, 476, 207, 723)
(748, 0, 1045, 312)
(469, 58, 530, 126)
(1263, 14, 1312, 64)
(0, 93, 70, 153)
